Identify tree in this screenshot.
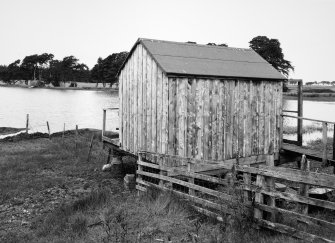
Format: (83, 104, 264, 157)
(249, 36, 294, 77)
(91, 52, 128, 87)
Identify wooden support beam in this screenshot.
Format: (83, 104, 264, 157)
(322, 122, 328, 166)
(297, 80, 303, 146)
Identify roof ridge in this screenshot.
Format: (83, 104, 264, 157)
(138, 38, 252, 52)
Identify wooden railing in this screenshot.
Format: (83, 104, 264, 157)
(102, 107, 119, 144)
(137, 152, 335, 242)
(282, 114, 335, 164)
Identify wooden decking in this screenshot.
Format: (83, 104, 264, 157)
(282, 143, 335, 166)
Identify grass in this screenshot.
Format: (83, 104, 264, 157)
(0, 131, 302, 242)
(283, 124, 333, 135)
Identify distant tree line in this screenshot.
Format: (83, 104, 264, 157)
(0, 52, 128, 87)
(305, 81, 335, 86)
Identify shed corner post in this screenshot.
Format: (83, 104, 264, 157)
(297, 80, 303, 146)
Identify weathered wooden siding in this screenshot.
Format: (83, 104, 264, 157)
(119, 44, 169, 154)
(119, 44, 283, 163)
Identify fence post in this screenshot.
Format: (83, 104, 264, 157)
(26, 114, 29, 134)
(187, 159, 195, 196)
(46, 121, 50, 139)
(87, 135, 94, 162)
(322, 122, 328, 166)
(254, 174, 265, 221)
(333, 124, 335, 162)
(102, 109, 106, 139)
(265, 155, 276, 221)
(297, 155, 310, 214)
(75, 125, 78, 150)
(137, 153, 143, 195)
(297, 80, 303, 146)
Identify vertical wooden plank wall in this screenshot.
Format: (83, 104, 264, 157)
(118, 44, 282, 161)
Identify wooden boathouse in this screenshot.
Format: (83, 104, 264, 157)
(101, 39, 335, 242)
(112, 38, 286, 163)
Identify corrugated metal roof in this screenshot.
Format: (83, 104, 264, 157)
(118, 38, 286, 80)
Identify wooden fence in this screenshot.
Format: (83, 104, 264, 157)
(282, 114, 335, 166)
(136, 151, 335, 242)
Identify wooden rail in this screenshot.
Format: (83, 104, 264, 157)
(102, 107, 119, 145)
(282, 114, 335, 165)
(137, 151, 335, 242)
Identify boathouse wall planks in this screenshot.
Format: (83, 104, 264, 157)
(118, 40, 284, 164)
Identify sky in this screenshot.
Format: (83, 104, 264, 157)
(0, 0, 334, 82)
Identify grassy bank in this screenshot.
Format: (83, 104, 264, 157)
(0, 127, 25, 135)
(284, 85, 335, 101)
(0, 131, 299, 242)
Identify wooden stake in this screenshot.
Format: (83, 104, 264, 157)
(107, 148, 112, 164)
(26, 114, 29, 134)
(87, 135, 94, 162)
(322, 122, 328, 166)
(75, 125, 78, 150)
(298, 155, 310, 214)
(46, 121, 50, 139)
(62, 123, 65, 142)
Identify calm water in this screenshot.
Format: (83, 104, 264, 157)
(0, 87, 119, 134)
(283, 99, 335, 144)
(1, 87, 335, 139)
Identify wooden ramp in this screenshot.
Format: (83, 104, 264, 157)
(282, 143, 335, 166)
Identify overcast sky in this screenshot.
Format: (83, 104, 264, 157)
(1, 0, 334, 82)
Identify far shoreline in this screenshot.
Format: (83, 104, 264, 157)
(0, 83, 118, 92)
(284, 94, 335, 102)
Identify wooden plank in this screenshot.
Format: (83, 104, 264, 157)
(187, 79, 197, 158)
(259, 81, 265, 154)
(134, 46, 138, 153)
(195, 79, 204, 160)
(254, 174, 265, 219)
(119, 69, 123, 148)
(130, 50, 134, 153)
(141, 151, 269, 167)
(137, 45, 143, 150)
(211, 80, 219, 160)
(146, 54, 152, 152)
(298, 155, 310, 214)
(137, 170, 233, 201)
(256, 203, 335, 232)
(256, 218, 334, 243)
(151, 60, 157, 153)
(156, 70, 163, 154)
(232, 80, 239, 158)
(136, 178, 229, 213)
(168, 78, 177, 157)
(217, 80, 224, 160)
(161, 74, 169, 154)
(126, 61, 130, 151)
(208, 80, 213, 160)
(238, 165, 335, 189)
(203, 80, 210, 160)
(142, 46, 147, 151)
(282, 143, 335, 166)
(177, 78, 187, 159)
